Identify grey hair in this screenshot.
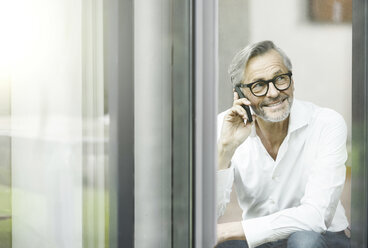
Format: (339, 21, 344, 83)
(228, 40, 292, 87)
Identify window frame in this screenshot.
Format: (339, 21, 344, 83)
(351, 0, 368, 247)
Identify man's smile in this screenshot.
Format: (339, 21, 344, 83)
(262, 97, 287, 109)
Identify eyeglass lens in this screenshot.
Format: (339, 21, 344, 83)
(251, 74, 291, 96)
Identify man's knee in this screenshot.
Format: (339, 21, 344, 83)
(287, 231, 327, 248)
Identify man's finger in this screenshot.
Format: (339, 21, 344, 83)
(233, 97, 251, 107)
(233, 91, 239, 100)
(233, 105, 247, 119)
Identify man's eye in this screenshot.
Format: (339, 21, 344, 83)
(275, 75, 285, 81)
(252, 82, 266, 90)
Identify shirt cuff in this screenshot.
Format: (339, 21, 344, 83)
(242, 216, 274, 248)
(216, 167, 234, 218)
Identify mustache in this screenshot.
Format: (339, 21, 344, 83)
(261, 96, 288, 107)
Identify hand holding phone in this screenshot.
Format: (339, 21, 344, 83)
(217, 86, 254, 170)
(234, 86, 253, 123)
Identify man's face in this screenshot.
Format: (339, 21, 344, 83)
(243, 49, 294, 122)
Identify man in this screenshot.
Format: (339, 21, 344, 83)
(216, 41, 350, 248)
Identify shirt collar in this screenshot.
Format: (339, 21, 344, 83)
(249, 99, 310, 138)
(287, 99, 310, 134)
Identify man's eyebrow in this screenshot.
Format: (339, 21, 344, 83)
(272, 69, 283, 76)
(251, 70, 283, 82)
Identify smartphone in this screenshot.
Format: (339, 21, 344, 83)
(234, 86, 253, 123)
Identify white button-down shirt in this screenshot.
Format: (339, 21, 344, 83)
(217, 99, 349, 248)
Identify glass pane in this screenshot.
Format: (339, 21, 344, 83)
(0, 1, 108, 247)
(134, 0, 193, 247)
(217, 0, 352, 245)
(0, 58, 11, 248)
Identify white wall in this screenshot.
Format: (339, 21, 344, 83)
(249, 0, 352, 141)
(219, 0, 352, 147)
(218, 0, 250, 113)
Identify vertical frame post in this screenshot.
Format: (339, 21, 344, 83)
(193, 0, 218, 247)
(105, 0, 134, 247)
(172, 0, 194, 247)
(351, 0, 368, 247)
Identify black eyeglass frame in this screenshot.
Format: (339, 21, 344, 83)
(237, 71, 293, 97)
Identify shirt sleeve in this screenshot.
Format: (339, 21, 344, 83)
(216, 110, 235, 219)
(217, 167, 235, 219)
(242, 111, 348, 248)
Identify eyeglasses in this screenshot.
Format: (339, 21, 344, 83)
(238, 72, 292, 97)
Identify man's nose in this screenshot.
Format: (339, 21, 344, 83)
(266, 82, 280, 97)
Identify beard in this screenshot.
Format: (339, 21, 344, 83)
(251, 95, 294, 123)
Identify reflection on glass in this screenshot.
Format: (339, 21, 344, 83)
(217, 0, 351, 247)
(0, 3, 14, 246)
(0, 71, 11, 247)
(0, 1, 108, 247)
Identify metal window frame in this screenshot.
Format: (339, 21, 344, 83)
(105, 0, 218, 247)
(171, 0, 194, 247)
(105, 0, 135, 247)
(193, 0, 218, 247)
(351, 0, 368, 247)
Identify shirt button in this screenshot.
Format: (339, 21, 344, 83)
(272, 175, 280, 182)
